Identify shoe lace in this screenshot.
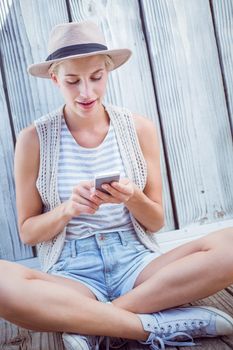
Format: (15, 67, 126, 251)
(190, 320, 208, 335)
(141, 332, 197, 350)
(86, 335, 105, 350)
(104, 337, 127, 350)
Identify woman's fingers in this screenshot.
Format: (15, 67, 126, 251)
(93, 178, 134, 204)
(71, 181, 102, 211)
(110, 180, 132, 194)
(71, 193, 99, 210)
(93, 189, 122, 204)
(72, 202, 97, 215)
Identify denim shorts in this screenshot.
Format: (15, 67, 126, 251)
(47, 229, 161, 302)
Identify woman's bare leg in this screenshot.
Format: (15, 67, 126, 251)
(0, 260, 148, 340)
(113, 227, 233, 313)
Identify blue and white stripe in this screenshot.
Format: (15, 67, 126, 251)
(58, 116, 134, 240)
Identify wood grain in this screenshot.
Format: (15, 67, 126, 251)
(211, 0, 233, 132)
(0, 319, 64, 350)
(141, 0, 233, 228)
(0, 0, 68, 133)
(0, 63, 33, 261)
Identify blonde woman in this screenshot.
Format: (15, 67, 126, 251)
(1, 20, 233, 350)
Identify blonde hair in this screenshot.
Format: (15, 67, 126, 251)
(48, 54, 114, 76)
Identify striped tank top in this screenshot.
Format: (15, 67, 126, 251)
(58, 116, 134, 240)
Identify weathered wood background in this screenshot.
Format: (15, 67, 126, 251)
(0, 0, 233, 349)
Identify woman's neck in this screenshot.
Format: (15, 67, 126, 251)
(63, 102, 109, 131)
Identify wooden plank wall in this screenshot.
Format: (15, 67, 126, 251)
(211, 0, 233, 132)
(0, 0, 232, 263)
(0, 52, 33, 261)
(141, 0, 233, 227)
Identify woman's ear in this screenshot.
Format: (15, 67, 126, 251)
(50, 72, 59, 86)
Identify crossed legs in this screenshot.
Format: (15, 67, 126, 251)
(0, 227, 232, 338)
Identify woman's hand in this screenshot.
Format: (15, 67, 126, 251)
(63, 180, 104, 218)
(91, 178, 135, 205)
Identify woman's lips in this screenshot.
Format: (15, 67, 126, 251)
(77, 100, 96, 109)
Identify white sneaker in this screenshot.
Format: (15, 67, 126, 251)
(138, 306, 233, 349)
(62, 333, 104, 350)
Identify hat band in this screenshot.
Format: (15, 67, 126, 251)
(46, 43, 108, 61)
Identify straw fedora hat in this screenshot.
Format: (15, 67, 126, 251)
(27, 20, 132, 79)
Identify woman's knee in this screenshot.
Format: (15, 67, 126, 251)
(220, 228, 233, 279)
(0, 260, 36, 318)
(202, 227, 233, 249)
(214, 227, 233, 249)
(0, 260, 32, 280)
(0, 260, 33, 301)
(207, 227, 233, 281)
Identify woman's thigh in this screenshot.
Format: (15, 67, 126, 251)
(41, 272, 97, 299)
(134, 227, 233, 287)
(0, 259, 96, 299)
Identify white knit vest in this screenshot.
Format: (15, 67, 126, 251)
(34, 103, 161, 272)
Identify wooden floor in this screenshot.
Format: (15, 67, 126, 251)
(0, 286, 232, 349)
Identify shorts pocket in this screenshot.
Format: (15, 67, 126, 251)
(127, 240, 147, 253)
(48, 257, 71, 273)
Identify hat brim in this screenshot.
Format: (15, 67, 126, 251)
(27, 48, 132, 78)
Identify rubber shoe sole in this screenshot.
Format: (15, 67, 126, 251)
(62, 333, 90, 350)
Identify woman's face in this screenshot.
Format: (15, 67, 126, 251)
(51, 55, 109, 118)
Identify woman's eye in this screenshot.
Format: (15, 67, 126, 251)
(92, 76, 102, 81)
(66, 76, 102, 85)
(67, 80, 79, 85)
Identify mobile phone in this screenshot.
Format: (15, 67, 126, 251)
(94, 171, 120, 194)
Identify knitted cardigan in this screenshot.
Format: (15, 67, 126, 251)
(34, 103, 161, 272)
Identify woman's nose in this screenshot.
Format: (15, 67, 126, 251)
(79, 81, 92, 98)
